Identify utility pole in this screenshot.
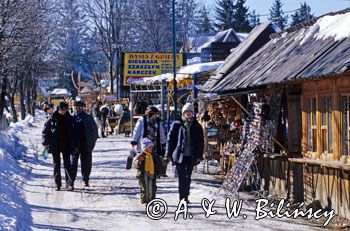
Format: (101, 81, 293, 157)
(115, 45, 119, 100)
(172, 0, 177, 119)
(115, 0, 119, 100)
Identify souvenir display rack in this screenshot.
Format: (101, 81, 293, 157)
(221, 102, 266, 195)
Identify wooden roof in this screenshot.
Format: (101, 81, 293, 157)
(210, 8, 350, 94)
(201, 22, 278, 92)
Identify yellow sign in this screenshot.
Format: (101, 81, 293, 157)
(123, 53, 183, 85)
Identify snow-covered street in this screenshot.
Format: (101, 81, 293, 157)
(0, 114, 325, 231)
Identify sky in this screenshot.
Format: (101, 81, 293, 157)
(203, 0, 350, 21)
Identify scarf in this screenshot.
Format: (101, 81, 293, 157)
(145, 116, 159, 151)
(182, 116, 193, 146)
(143, 150, 154, 175)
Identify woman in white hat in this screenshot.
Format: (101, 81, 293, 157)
(166, 102, 204, 203)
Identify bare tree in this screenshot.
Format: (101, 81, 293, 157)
(0, 0, 59, 121)
(84, 0, 135, 96)
(134, 0, 172, 52)
(176, 0, 199, 53)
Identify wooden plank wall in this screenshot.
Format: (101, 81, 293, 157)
(301, 75, 350, 219)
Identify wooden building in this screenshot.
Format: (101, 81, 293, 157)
(200, 8, 350, 219)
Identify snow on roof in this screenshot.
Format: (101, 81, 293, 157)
(296, 12, 350, 45)
(299, 11, 350, 45)
(50, 88, 69, 96)
(188, 33, 216, 53)
(212, 9, 350, 93)
(130, 73, 172, 85)
(198, 29, 239, 52)
(236, 33, 249, 42)
(315, 12, 350, 41)
(175, 61, 224, 81)
(131, 61, 224, 85)
(186, 56, 201, 65)
(100, 79, 110, 87)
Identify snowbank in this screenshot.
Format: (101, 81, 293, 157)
(0, 110, 45, 230)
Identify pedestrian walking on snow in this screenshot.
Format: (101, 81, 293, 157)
(131, 106, 167, 175)
(166, 102, 204, 203)
(133, 138, 160, 204)
(92, 100, 103, 138)
(42, 101, 76, 191)
(100, 102, 111, 137)
(71, 100, 98, 187)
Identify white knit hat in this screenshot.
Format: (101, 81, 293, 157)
(182, 102, 194, 114)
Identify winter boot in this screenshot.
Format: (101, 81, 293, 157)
(67, 185, 74, 191)
(84, 181, 89, 187)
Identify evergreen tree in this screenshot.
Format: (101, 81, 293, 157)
(214, 0, 235, 31)
(269, 0, 288, 30)
(249, 10, 260, 28)
(290, 2, 314, 26)
(196, 5, 214, 33)
(232, 0, 251, 32)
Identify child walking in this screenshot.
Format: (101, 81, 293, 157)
(133, 138, 158, 204)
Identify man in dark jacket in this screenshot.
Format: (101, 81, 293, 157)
(166, 102, 204, 203)
(71, 100, 98, 187)
(42, 101, 76, 191)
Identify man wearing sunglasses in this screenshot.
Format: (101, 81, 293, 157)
(42, 101, 76, 191)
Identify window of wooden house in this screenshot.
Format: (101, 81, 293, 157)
(321, 96, 333, 153)
(307, 97, 317, 152)
(341, 96, 350, 156)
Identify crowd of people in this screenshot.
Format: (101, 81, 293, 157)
(41, 98, 204, 205)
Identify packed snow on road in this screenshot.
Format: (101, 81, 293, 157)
(0, 112, 322, 230)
